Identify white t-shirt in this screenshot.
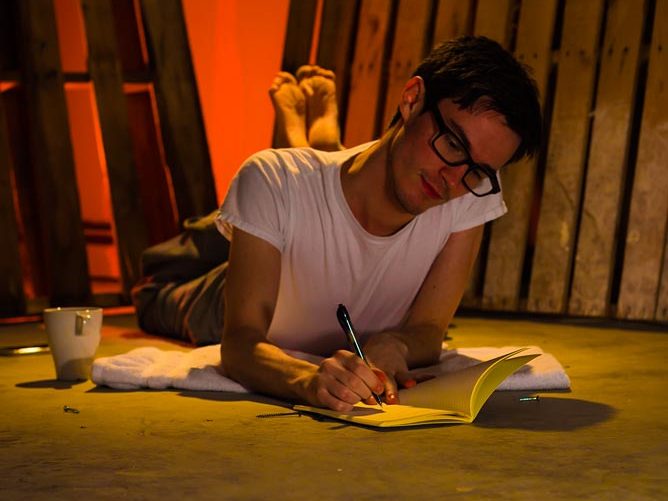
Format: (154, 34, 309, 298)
(217, 143, 506, 355)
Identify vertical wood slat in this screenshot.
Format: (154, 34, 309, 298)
(140, 0, 217, 222)
(344, 0, 393, 147)
(18, 0, 90, 305)
(0, 96, 25, 314)
(272, 0, 319, 149)
(617, 0, 668, 321)
(458, 0, 516, 307)
(473, 0, 515, 48)
(658, 231, 668, 322)
(3, 87, 47, 298)
(481, 0, 558, 311)
(381, 0, 431, 129)
(433, 0, 474, 45)
(430, 4, 475, 258)
(125, 89, 180, 245)
(316, 0, 360, 137)
(81, 0, 149, 297)
(0, 1, 19, 72)
(569, 0, 647, 317)
(281, 0, 319, 74)
(527, 0, 605, 314)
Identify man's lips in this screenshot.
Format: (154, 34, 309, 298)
(420, 175, 443, 200)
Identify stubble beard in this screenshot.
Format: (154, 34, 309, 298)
(385, 130, 426, 218)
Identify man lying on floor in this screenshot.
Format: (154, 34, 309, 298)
(132, 36, 542, 412)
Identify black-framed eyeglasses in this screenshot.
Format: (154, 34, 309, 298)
(429, 105, 501, 197)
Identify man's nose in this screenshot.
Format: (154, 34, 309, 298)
(439, 165, 467, 187)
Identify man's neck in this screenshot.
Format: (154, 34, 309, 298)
(340, 130, 415, 237)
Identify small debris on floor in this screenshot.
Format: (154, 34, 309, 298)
(63, 405, 80, 414)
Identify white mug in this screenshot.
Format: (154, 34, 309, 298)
(43, 307, 103, 381)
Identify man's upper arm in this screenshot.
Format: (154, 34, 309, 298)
(222, 226, 282, 342)
(404, 224, 484, 333)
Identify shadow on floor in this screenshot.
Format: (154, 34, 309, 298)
(16, 379, 88, 390)
(474, 391, 616, 431)
(180, 388, 615, 432)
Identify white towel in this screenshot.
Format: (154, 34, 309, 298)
(91, 344, 569, 392)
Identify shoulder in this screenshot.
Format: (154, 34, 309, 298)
(237, 143, 375, 184)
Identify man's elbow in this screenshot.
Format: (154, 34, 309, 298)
(220, 326, 262, 379)
(220, 330, 245, 378)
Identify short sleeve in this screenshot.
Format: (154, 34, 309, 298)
(216, 150, 288, 251)
(450, 187, 507, 233)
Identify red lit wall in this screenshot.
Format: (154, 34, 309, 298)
(48, 0, 289, 292)
(182, 0, 290, 203)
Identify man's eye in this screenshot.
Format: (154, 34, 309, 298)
(444, 132, 464, 152)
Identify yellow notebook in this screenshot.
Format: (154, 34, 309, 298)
(294, 348, 539, 428)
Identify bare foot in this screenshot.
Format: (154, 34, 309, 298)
(269, 72, 309, 148)
(296, 65, 343, 151)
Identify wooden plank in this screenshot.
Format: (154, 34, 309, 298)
(432, 0, 480, 308)
(2, 86, 47, 298)
(140, 0, 217, 221)
(81, 0, 150, 297)
(272, 0, 319, 148)
(480, 0, 558, 311)
(125, 88, 180, 246)
(343, 0, 392, 146)
(316, 0, 359, 134)
(459, 0, 515, 307)
(433, 0, 474, 45)
(617, 0, 668, 321)
(281, 0, 319, 73)
(125, 86, 182, 245)
(381, 0, 432, 128)
(110, 0, 147, 73)
(0, 94, 25, 315)
(473, 0, 514, 48)
(527, 0, 605, 314)
(658, 231, 668, 322)
(569, 0, 647, 317)
(0, 1, 19, 72)
(18, 0, 91, 305)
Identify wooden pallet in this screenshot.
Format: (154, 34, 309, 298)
(278, 0, 667, 325)
(0, 0, 215, 313)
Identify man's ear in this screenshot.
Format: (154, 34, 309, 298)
(397, 76, 425, 123)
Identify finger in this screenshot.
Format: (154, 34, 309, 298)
(316, 385, 355, 412)
(362, 395, 379, 405)
(415, 374, 436, 383)
(377, 370, 399, 404)
(326, 377, 362, 406)
(402, 378, 417, 389)
(321, 354, 376, 400)
(395, 372, 415, 389)
(397, 372, 436, 388)
(336, 351, 384, 395)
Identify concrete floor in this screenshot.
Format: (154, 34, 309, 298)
(0, 312, 666, 500)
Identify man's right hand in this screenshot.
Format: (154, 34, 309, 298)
(302, 350, 385, 412)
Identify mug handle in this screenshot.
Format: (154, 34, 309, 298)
(75, 312, 92, 336)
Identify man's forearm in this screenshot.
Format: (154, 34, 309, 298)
(372, 325, 443, 369)
(397, 324, 444, 367)
(363, 323, 443, 379)
(221, 328, 316, 402)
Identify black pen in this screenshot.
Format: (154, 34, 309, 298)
(336, 304, 383, 407)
